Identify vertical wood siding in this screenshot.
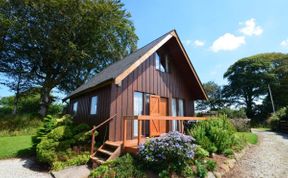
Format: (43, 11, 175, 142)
(109, 47, 196, 141)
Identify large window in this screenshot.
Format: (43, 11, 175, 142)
(155, 52, 169, 73)
(172, 98, 178, 131)
(171, 98, 185, 131)
(73, 101, 78, 114)
(133, 92, 143, 137)
(90, 96, 98, 115)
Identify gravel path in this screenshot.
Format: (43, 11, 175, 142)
(0, 158, 51, 178)
(224, 129, 288, 178)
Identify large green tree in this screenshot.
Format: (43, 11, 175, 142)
(223, 53, 286, 118)
(196, 81, 225, 111)
(0, 0, 138, 116)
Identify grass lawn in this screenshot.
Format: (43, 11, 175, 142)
(0, 135, 33, 159)
(236, 132, 258, 144)
(254, 127, 271, 131)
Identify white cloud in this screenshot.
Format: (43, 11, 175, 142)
(210, 33, 245, 52)
(280, 39, 288, 48)
(184, 39, 192, 46)
(193, 40, 205, 47)
(239, 18, 263, 36)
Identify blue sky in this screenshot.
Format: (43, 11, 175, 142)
(1, 0, 288, 97)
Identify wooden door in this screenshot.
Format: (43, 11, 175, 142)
(149, 95, 160, 136)
(159, 98, 168, 133)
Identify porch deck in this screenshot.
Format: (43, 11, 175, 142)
(90, 115, 206, 165)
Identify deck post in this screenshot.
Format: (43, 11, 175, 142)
(138, 119, 142, 146)
(90, 126, 96, 156)
(123, 117, 127, 147)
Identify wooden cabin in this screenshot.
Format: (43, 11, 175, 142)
(64, 30, 208, 164)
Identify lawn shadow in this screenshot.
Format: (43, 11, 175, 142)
(275, 131, 288, 140)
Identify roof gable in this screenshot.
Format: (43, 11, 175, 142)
(65, 30, 207, 100)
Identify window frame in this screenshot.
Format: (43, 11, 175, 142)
(155, 52, 169, 73)
(73, 101, 78, 114)
(90, 96, 98, 115)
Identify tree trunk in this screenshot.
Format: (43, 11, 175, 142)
(12, 94, 19, 115)
(39, 87, 52, 117)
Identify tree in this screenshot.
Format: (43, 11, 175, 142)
(196, 81, 224, 111)
(223, 53, 285, 118)
(0, 60, 32, 114)
(0, 0, 138, 116)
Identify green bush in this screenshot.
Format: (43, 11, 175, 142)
(268, 106, 288, 130)
(218, 108, 247, 119)
(223, 149, 234, 157)
(90, 154, 145, 178)
(206, 160, 216, 171)
(34, 115, 93, 169)
(195, 146, 209, 160)
(189, 115, 242, 154)
(230, 118, 251, 132)
(195, 160, 207, 178)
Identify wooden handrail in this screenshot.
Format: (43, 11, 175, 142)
(124, 115, 207, 121)
(90, 114, 117, 156)
(122, 115, 207, 148)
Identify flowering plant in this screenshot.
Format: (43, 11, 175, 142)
(138, 131, 196, 174)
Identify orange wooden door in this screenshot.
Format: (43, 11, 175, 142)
(159, 98, 168, 133)
(149, 95, 160, 136)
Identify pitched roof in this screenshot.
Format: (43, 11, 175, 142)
(64, 30, 208, 100)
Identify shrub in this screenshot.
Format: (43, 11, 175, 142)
(230, 118, 251, 132)
(34, 115, 93, 169)
(217, 108, 247, 119)
(138, 131, 196, 175)
(195, 160, 207, 178)
(195, 146, 209, 160)
(223, 149, 234, 157)
(189, 115, 241, 154)
(268, 106, 288, 130)
(206, 160, 216, 171)
(90, 154, 145, 178)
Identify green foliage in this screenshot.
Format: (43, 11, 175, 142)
(0, 0, 138, 116)
(0, 114, 42, 136)
(196, 81, 225, 111)
(195, 160, 207, 178)
(223, 149, 234, 157)
(218, 108, 247, 119)
(182, 165, 195, 178)
(268, 106, 288, 130)
(223, 53, 286, 118)
(34, 115, 93, 169)
(52, 152, 89, 171)
(195, 146, 209, 160)
(206, 160, 216, 171)
(235, 132, 258, 145)
(90, 154, 146, 178)
(189, 115, 242, 154)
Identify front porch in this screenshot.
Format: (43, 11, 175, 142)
(90, 115, 206, 165)
(122, 115, 207, 154)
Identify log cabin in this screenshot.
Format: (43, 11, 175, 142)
(64, 30, 208, 164)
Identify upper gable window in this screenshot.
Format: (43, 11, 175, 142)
(155, 52, 169, 73)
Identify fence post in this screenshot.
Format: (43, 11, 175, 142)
(90, 126, 96, 156)
(138, 119, 142, 146)
(123, 117, 127, 147)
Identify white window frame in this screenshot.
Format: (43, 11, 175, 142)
(73, 101, 78, 114)
(90, 96, 98, 115)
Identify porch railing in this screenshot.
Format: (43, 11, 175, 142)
(123, 115, 207, 147)
(90, 114, 117, 156)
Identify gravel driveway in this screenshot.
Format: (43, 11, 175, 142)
(224, 129, 288, 178)
(0, 157, 51, 178)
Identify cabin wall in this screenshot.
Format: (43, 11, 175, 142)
(69, 85, 111, 140)
(109, 53, 195, 141)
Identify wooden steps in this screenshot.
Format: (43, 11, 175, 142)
(90, 141, 122, 165)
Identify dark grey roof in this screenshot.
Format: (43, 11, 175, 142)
(65, 30, 174, 99)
